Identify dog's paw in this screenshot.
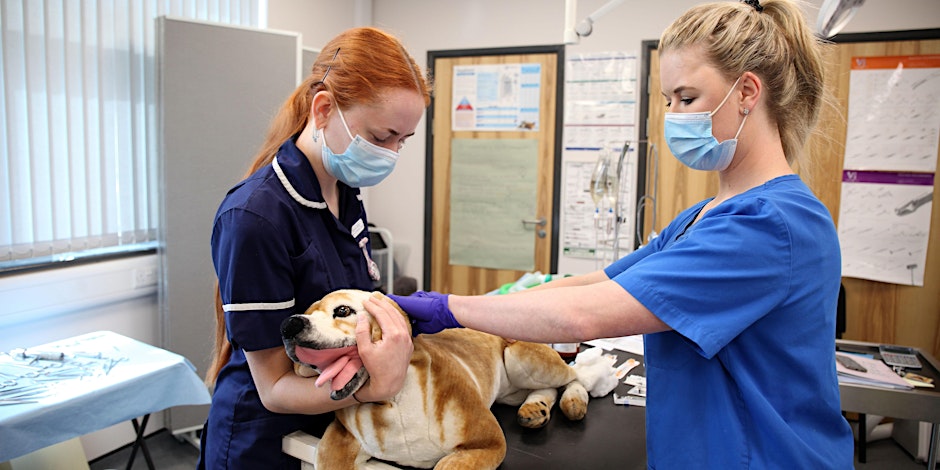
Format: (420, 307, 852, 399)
(517, 400, 552, 428)
(559, 381, 588, 421)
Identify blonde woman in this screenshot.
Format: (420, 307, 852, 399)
(390, 1, 854, 467)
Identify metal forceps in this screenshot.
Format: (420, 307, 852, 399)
(0, 370, 50, 405)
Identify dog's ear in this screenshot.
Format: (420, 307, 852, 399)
(303, 299, 322, 315)
(371, 291, 413, 337)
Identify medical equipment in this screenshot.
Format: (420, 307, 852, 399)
(0, 344, 127, 406)
(588, 141, 631, 266)
(816, 0, 866, 38)
(12, 348, 64, 362)
(563, 0, 626, 44)
(635, 142, 660, 247)
(368, 226, 395, 294)
(588, 140, 663, 265)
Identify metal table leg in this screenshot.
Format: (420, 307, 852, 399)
(858, 413, 867, 463)
(928, 422, 938, 470)
(126, 414, 155, 470)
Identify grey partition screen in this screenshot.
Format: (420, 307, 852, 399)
(302, 47, 320, 76)
(157, 17, 300, 434)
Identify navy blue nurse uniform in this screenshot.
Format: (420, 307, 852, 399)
(199, 137, 378, 469)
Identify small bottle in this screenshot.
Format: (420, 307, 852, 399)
(552, 343, 579, 362)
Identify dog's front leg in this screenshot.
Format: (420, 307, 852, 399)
(559, 380, 588, 420)
(516, 388, 558, 429)
(316, 421, 369, 470)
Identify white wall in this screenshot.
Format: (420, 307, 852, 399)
(0, 255, 161, 352)
(0, 254, 164, 459)
(265, 0, 364, 48)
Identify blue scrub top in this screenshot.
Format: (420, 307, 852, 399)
(605, 175, 854, 469)
(201, 137, 377, 469)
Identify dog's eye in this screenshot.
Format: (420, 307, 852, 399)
(333, 305, 354, 318)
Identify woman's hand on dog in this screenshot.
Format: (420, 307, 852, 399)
(356, 296, 414, 402)
(388, 291, 463, 335)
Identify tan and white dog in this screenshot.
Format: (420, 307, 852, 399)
(280, 289, 590, 469)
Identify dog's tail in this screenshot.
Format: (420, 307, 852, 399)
(205, 283, 231, 389)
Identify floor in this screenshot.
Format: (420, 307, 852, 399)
(88, 428, 930, 469)
(88, 430, 198, 470)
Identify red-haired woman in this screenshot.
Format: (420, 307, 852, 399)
(200, 27, 429, 469)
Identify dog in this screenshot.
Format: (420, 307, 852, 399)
(281, 289, 590, 469)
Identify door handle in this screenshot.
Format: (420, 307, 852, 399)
(521, 217, 547, 238)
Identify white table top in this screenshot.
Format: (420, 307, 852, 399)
(0, 331, 211, 461)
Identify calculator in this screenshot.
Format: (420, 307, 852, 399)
(879, 345, 922, 369)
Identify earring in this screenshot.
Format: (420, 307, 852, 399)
(743, 108, 750, 115)
(312, 128, 319, 143)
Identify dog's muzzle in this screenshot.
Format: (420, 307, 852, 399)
(281, 316, 307, 341)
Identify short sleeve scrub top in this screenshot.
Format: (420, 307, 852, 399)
(199, 137, 378, 469)
(605, 175, 854, 469)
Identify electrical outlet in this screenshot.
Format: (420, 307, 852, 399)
(133, 267, 158, 288)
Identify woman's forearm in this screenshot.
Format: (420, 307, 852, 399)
(449, 280, 669, 343)
(245, 347, 358, 414)
(522, 269, 610, 292)
(264, 370, 360, 414)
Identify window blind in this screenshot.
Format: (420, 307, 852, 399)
(0, 0, 263, 270)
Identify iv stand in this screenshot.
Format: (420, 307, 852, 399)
(592, 139, 658, 263)
(610, 141, 631, 260)
(635, 142, 659, 247)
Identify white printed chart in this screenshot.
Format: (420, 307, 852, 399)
(843, 55, 940, 172)
(838, 171, 933, 286)
(838, 55, 939, 286)
(451, 63, 542, 131)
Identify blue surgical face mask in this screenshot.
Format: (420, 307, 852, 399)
(319, 105, 399, 187)
(663, 77, 748, 171)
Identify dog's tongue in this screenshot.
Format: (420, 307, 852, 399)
(294, 345, 362, 392)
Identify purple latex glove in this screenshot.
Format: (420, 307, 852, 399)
(388, 291, 462, 336)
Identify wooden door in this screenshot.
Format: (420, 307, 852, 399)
(426, 47, 562, 294)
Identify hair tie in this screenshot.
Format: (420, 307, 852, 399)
(742, 0, 764, 12)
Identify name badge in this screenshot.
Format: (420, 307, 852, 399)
(351, 218, 365, 238)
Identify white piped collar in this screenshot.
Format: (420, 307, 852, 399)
(273, 155, 327, 210)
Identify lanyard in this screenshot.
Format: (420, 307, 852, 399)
(358, 237, 381, 282)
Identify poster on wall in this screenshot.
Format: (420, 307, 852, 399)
(451, 63, 542, 131)
(563, 51, 637, 151)
(560, 51, 638, 262)
(838, 171, 933, 286)
(838, 55, 940, 286)
(842, 55, 940, 172)
(562, 158, 636, 262)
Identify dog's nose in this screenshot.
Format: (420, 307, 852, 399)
(280, 316, 306, 339)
